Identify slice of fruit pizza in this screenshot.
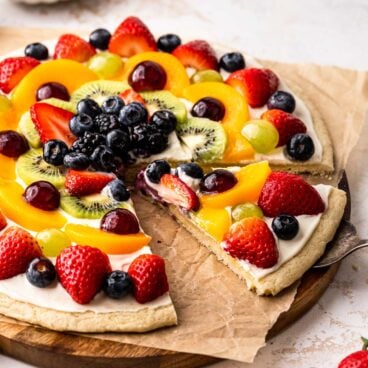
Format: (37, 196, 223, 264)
(136, 160, 346, 295)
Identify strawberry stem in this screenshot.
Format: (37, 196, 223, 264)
(361, 337, 368, 350)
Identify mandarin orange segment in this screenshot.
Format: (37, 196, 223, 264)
(0, 109, 18, 131)
(0, 179, 66, 231)
(0, 155, 16, 179)
(11, 60, 98, 114)
(194, 207, 231, 242)
(200, 161, 271, 208)
(223, 130, 255, 162)
(122, 52, 190, 96)
(64, 224, 151, 254)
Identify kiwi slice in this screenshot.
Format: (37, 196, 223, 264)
(42, 98, 77, 113)
(60, 193, 127, 219)
(141, 90, 187, 124)
(176, 117, 227, 162)
(70, 80, 130, 106)
(16, 149, 66, 188)
(18, 111, 41, 148)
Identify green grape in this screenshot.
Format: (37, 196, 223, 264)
(241, 119, 279, 153)
(0, 94, 11, 113)
(87, 52, 124, 79)
(232, 203, 263, 222)
(36, 228, 71, 257)
(191, 70, 223, 84)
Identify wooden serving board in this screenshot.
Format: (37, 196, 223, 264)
(0, 27, 351, 368)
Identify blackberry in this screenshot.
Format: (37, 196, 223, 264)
(71, 131, 106, 155)
(95, 113, 121, 134)
(131, 124, 168, 156)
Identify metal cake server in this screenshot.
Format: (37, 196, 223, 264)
(313, 219, 368, 268)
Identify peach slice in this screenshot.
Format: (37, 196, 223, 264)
(200, 161, 272, 208)
(0, 155, 16, 180)
(194, 207, 231, 242)
(64, 224, 151, 254)
(11, 59, 98, 114)
(122, 52, 190, 96)
(0, 179, 66, 231)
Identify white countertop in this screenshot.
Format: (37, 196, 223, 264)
(0, 0, 367, 367)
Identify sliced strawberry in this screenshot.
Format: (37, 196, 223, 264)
(56, 245, 112, 304)
(109, 16, 157, 57)
(30, 102, 76, 146)
(261, 109, 307, 147)
(0, 211, 6, 231)
(158, 173, 200, 211)
(258, 172, 326, 217)
(223, 217, 278, 268)
(226, 68, 279, 108)
(172, 40, 218, 71)
(54, 34, 96, 62)
(65, 170, 116, 196)
(0, 57, 40, 93)
(0, 226, 42, 280)
(119, 88, 145, 105)
(128, 254, 169, 304)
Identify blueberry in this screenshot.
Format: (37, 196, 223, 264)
(69, 113, 96, 137)
(178, 162, 204, 179)
(150, 110, 177, 134)
(89, 28, 111, 50)
(145, 159, 171, 184)
(147, 132, 169, 154)
(119, 102, 148, 127)
(106, 129, 130, 155)
(219, 52, 245, 72)
(286, 133, 315, 161)
(43, 139, 69, 166)
(103, 270, 133, 299)
(63, 152, 90, 170)
(106, 179, 130, 201)
(272, 215, 299, 240)
(157, 34, 181, 53)
(24, 42, 49, 60)
(267, 91, 296, 113)
(77, 98, 102, 118)
(102, 96, 125, 115)
(91, 145, 116, 172)
(26, 257, 56, 288)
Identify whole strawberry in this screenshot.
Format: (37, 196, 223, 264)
(261, 109, 307, 147)
(258, 172, 325, 217)
(56, 245, 112, 304)
(223, 217, 278, 268)
(54, 34, 96, 62)
(128, 254, 169, 304)
(338, 337, 368, 368)
(0, 226, 42, 280)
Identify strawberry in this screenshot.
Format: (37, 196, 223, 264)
(158, 173, 200, 211)
(0, 226, 42, 280)
(226, 68, 279, 108)
(0, 210, 6, 231)
(65, 170, 116, 196)
(0, 57, 40, 93)
(223, 217, 278, 268)
(128, 254, 169, 304)
(261, 109, 307, 147)
(54, 34, 96, 62)
(30, 102, 75, 146)
(172, 40, 218, 70)
(108, 16, 157, 57)
(338, 337, 368, 368)
(119, 88, 145, 105)
(56, 245, 112, 304)
(258, 172, 325, 217)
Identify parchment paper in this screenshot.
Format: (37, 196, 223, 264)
(1, 28, 368, 363)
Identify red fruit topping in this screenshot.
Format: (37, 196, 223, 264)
(0, 130, 29, 158)
(0, 226, 42, 280)
(128, 61, 167, 92)
(56, 245, 112, 304)
(36, 82, 70, 102)
(54, 34, 96, 62)
(338, 338, 368, 368)
(226, 68, 279, 108)
(0, 57, 40, 93)
(23, 181, 60, 211)
(101, 208, 140, 235)
(224, 217, 278, 268)
(199, 169, 237, 194)
(65, 170, 115, 196)
(261, 109, 307, 147)
(0, 211, 6, 231)
(128, 254, 169, 304)
(172, 40, 218, 71)
(159, 173, 200, 211)
(30, 102, 75, 146)
(119, 88, 145, 105)
(108, 16, 157, 57)
(258, 172, 326, 217)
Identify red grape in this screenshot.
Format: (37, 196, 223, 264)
(36, 82, 70, 101)
(191, 97, 225, 122)
(200, 169, 237, 194)
(0, 130, 29, 158)
(128, 61, 167, 92)
(101, 208, 140, 235)
(23, 181, 60, 211)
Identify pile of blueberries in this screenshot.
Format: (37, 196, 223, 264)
(43, 97, 177, 172)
